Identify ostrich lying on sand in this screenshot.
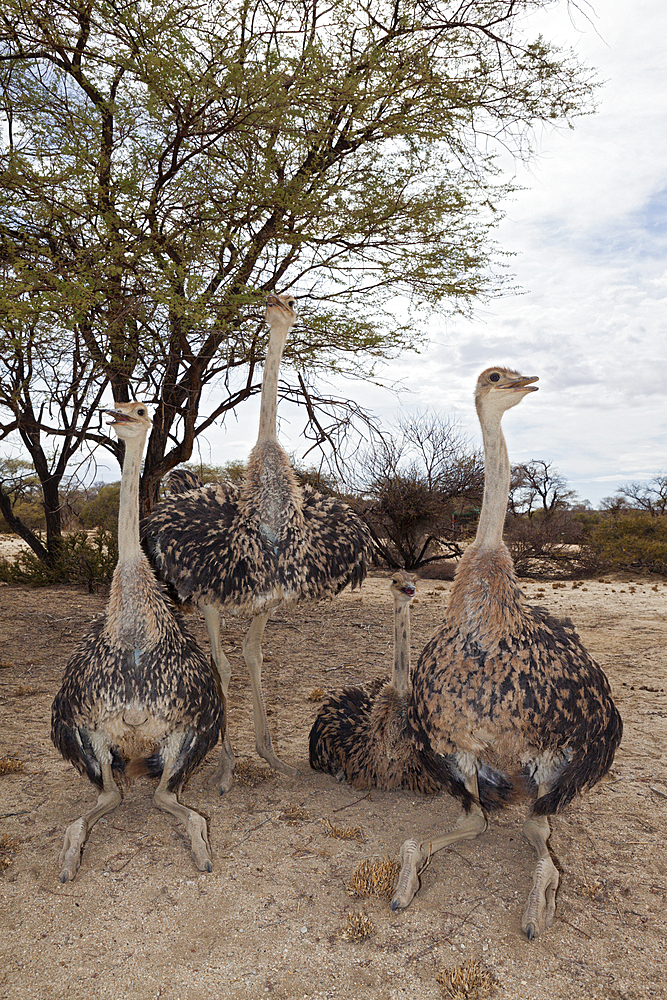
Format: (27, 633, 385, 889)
(144, 293, 372, 792)
(309, 571, 439, 793)
(51, 403, 223, 881)
(389, 367, 622, 940)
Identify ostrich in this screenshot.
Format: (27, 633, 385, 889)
(144, 293, 372, 792)
(309, 571, 440, 793)
(390, 367, 622, 940)
(51, 402, 223, 881)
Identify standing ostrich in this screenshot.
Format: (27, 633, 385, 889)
(144, 294, 372, 792)
(51, 402, 223, 881)
(309, 571, 440, 793)
(391, 368, 622, 940)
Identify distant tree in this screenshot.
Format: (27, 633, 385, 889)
(587, 511, 667, 575)
(509, 460, 579, 518)
(505, 460, 583, 575)
(79, 483, 121, 533)
(611, 475, 667, 517)
(352, 411, 483, 569)
(0, 457, 45, 534)
(1, 0, 597, 567)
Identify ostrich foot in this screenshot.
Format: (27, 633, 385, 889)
(209, 741, 236, 795)
(391, 806, 487, 912)
(521, 806, 559, 940)
(154, 785, 213, 873)
(521, 854, 559, 940)
(186, 811, 213, 873)
(58, 818, 87, 883)
(391, 838, 424, 910)
(257, 744, 300, 778)
(58, 772, 122, 882)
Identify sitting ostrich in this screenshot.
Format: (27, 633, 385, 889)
(51, 402, 223, 882)
(390, 368, 622, 940)
(309, 571, 439, 793)
(144, 293, 372, 792)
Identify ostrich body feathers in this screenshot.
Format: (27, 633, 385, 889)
(309, 678, 441, 794)
(145, 448, 371, 614)
(51, 560, 223, 793)
(407, 546, 622, 815)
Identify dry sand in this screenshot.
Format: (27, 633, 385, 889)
(0, 565, 665, 1000)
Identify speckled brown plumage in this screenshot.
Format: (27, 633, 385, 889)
(309, 679, 441, 793)
(145, 446, 370, 614)
(391, 367, 623, 940)
(51, 560, 222, 793)
(407, 545, 622, 815)
(51, 403, 223, 880)
(142, 295, 373, 791)
(309, 572, 440, 793)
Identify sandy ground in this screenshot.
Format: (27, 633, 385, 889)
(0, 560, 666, 1000)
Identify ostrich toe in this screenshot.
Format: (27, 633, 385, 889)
(186, 811, 213, 872)
(58, 818, 87, 882)
(210, 744, 236, 795)
(391, 838, 424, 910)
(521, 854, 559, 940)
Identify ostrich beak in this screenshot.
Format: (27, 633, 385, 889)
(505, 375, 539, 393)
(266, 294, 296, 316)
(103, 408, 135, 425)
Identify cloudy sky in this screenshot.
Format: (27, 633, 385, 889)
(202, 0, 667, 509)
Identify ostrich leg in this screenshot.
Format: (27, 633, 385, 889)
(202, 603, 236, 793)
(391, 773, 487, 911)
(521, 785, 559, 940)
(59, 759, 121, 882)
(153, 749, 212, 872)
(242, 611, 300, 777)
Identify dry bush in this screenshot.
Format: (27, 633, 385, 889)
(346, 856, 399, 900)
(436, 958, 499, 999)
(322, 818, 363, 840)
(0, 757, 24, 775)
(339, 911, 375, 942)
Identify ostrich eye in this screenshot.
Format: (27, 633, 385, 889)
(489, 372, 501, 382)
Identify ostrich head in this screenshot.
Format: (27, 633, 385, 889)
(474, 367, 539, 420)
(265, 292, 297, 338)
(390, 570, 417, 607)
(104, 401, 152, 443)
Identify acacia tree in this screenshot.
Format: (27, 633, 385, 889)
(1, 0, 595, 559)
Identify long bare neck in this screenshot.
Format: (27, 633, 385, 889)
(117, 436, 145, 564)
(256, 324, 288, 443)
(448, 404, 524, 642)
(473, 409, 510, 551)
(106, 429, 167, 648)
(391, 599, 412, 699)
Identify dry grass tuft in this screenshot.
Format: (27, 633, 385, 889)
(339, 910, 375, 943)
(0, 834, 20, 873)
(346, 856, 400, 900)
(0, 757, 24, 775)
(307, 688, 325, 702)
(234, 760, 271, 788)
(12, 685, 43, 698)
(279, 804, 309, 824)
(322, 817, 363, 841)
(436, 958, 499, 999)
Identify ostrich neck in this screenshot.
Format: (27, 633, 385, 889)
(117, 437, 145, 564)
(256, 325, 288, 443)
(391, 602, 411, 699)
(473, 412, 510, 551)
(105, 429, 166, 648)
